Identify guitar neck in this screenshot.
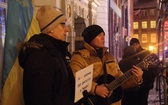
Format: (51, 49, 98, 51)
(106, 61, 145, 91)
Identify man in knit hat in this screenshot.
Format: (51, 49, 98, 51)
(120, 38, 158, 105)
(70, 25, 143, 105)
(17, 5, 75, 105)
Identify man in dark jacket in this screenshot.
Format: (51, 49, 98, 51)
(18, 5, 75, 105)
(119, 38, 158, 105)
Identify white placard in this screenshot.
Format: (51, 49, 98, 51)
(74, 64, 93, 103)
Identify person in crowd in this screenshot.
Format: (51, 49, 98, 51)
(17, 5, 75, 105)
(119, 46, 137, 73)
(70, 25, 143, 105)
(119, 38, 158, 105)
(119, 46, 143, 105)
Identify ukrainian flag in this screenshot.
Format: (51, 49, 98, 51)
(1, 0, 40, 105)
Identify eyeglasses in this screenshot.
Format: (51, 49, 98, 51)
(60, 22, 69, 28)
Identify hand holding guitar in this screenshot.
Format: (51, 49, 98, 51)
(95, 84, 111, 98)
(131, 65, 143, 83)
(81, 53, 158, 105)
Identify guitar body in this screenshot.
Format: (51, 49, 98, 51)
(83, 74, 123, 105)
(81, 53, 158, 105)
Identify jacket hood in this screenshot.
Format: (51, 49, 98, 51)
(17, 41, 43, 68)
(18, 33, 69, 68)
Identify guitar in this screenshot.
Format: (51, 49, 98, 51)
(82, 53, 159, 105)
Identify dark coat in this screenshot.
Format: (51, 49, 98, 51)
(18, 33, 75, 105)
(119, 48, 158, 90)
(119, 47, 159, 105)
(136, 47, 158, 90)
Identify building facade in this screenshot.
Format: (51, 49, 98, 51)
(133, 0, 158, 53)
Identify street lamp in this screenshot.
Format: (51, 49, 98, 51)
(149, 45, 154, 52)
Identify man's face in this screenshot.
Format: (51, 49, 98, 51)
(49, 21, 69, 41)
(132, 43, 140, 50)
(90, 32, 105, 49)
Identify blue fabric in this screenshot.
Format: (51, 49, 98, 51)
(3, 0, 33, 85)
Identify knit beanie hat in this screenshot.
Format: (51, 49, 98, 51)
(130, 38, 140, 45)
(36, 5, 66, 34)
(82, 25, 104, 43)
(123, 46, 136, 58)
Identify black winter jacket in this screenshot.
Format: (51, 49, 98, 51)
(119, 48, 158, 90)
(18, 33, 75, 105)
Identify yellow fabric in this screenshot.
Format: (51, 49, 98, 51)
(1, 58, 24, 105)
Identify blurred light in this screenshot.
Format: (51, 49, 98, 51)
(149, 46, 154, 51)
(165, 47, 167, 50)
(159, 56, 163, 61)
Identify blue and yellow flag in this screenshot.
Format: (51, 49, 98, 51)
(1, 0, 40, 105)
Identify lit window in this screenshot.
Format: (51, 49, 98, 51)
(151, 33, 156, 43)
(150, 21, 156, 28)
(141, 21, 147, 29)
(133, 22, 138, 29)
(142, 34, 147, 43)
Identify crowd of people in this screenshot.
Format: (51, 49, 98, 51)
(16, 5, 158, 105)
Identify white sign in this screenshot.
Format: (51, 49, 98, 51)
(74, 64, 93, 103)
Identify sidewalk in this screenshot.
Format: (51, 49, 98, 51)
(148, 88, 161, 105)
(148, 77, 167, 105)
